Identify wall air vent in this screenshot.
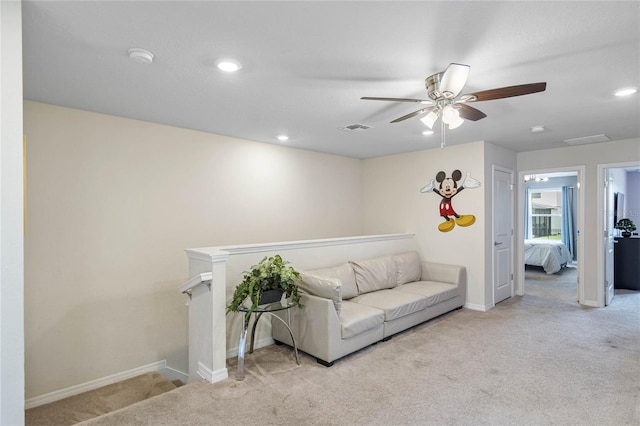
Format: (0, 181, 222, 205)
(338, 123, 372, 132)
(563, 134, 610, 146)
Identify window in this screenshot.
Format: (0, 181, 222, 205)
(529, 189, 562, 240)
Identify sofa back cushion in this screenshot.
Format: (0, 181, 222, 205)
(394, 251, 422, 285)
(350, 255, 397, 294)
(298, 274, 342, 314)
(302, 263, 358, 300)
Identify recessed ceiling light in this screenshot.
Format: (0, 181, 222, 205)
(128, 48, 154, 64)
(422, 130, 434, 136)
(614, 87, 638, 97)
(276, 135, 289, 142)
(216, 59, 242, 73)
(530, 125, 545, 133)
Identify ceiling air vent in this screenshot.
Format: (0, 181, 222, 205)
(339, 123, 372, 132)
(563, 134, 610, 146)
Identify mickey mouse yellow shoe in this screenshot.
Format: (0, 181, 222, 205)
(455, 215, 476, 227)
(438, 220, 456, 232)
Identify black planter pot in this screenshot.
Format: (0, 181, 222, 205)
(622, 231, 632, 238)
(259, 289, 284, 305)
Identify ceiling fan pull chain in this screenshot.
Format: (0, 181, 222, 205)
(441, 117, 446, 149)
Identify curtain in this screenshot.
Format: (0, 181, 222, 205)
(561, 186, 575, 259)
(524, 188, 530, 239)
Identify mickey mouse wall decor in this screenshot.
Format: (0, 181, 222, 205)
(420, 169, 481, 232)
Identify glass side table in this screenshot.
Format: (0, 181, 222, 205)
(236, 301, 300, 381)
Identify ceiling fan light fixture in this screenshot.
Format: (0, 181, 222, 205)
(447, 115, 464, 129)
(440, 104, 464, 129)
(441, 105, 459, 124)
(420, 110, 439, 129)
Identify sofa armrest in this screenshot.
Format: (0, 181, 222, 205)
(273, 292, 343, 363)
(421, 261, 466, 302)
(421, 261, 466, 286)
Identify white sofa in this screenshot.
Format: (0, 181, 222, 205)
(272, 251, 466, 366)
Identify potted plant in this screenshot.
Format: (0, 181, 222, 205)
(615, 218, 637, 237)
(226, 255, 303, 322)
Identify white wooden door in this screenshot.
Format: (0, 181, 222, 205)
(604, 172, 615, 306)
(493, 168, 513, 304)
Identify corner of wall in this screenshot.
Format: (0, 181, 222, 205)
(0, 1, 26, 423)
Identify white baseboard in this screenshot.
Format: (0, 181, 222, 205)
(25, 360, 188, 409)
(464, 302, 491, 312)
(196, 362, 229, 384)
(159, 365, 189, 384)
(581, 299, 600, 308)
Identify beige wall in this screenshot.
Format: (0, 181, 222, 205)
(24, 98, 638, 399)
(363, 137, 640, 309)
(517, 138, 640, 305)
(362, 141, 490, 309)
(24, 101, 362, 398)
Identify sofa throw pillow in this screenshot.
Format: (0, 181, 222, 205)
(298, 273, 342, 314)
(350, 255, 397, 294)
(394, 251, 423, 285)
(303, 263, 358, 300)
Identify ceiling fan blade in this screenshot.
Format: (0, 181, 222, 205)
(390, 108, 430, 123)
(462, 82, 547, 102)
(361, 97, 433, 105)
(439, 63, 470, 98)
(457, 103, 487, 121)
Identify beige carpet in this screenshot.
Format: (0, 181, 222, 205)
(44, 267, 640, 425)
(25, 372, 178, 426)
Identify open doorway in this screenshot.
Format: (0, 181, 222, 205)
(517, 167, 584, 303)
(597, 162, 640, 307)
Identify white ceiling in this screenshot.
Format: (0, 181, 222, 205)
(22, 1, 640, 159)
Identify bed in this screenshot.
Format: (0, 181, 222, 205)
(524, 239, 572, 274)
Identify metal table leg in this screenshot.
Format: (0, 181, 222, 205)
(249, 312, 264, 354)
(236, 306, 300, 381)
(270, 311, 300, 365)
(236, 314, 249, 381)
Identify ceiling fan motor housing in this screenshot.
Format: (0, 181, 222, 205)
(426, 72, 444, 101)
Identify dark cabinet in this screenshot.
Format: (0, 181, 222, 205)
(614, 237, 640, 290)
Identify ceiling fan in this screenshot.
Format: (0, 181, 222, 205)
(361, 63, 546, 135)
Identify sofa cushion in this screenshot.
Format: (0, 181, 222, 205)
(303, 263, 358, 300)
(393, 281, 459, 307)
(394, 251, 422, 285)
(350, 289, 427, 321)
(339, 301, 385, 339)
(298, 274, 342, 314)
(350, 256, 397, 294)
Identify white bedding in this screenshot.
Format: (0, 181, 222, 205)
(524, 239, 572, 274)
